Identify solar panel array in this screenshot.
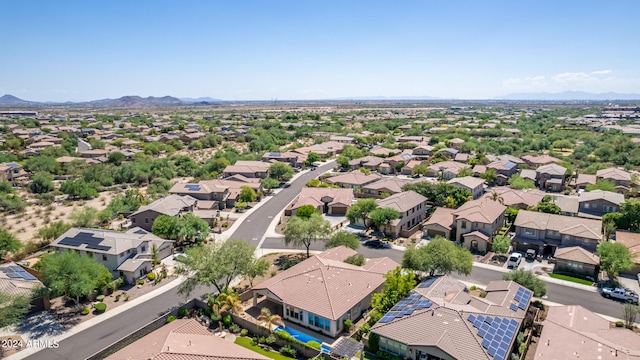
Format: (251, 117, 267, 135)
(268, 153, 281, 157)
(1, 265, 37, 281)
(330, 337, 364, 359)
(185, 184, 201, 191)
(58, 231, 112, 252)
(418, 277, 438, 288)
(378, 291, 432, 323)
(467, 314, 519, 360)
(513, 288, 531, 311)
(7, 163, 19, 167)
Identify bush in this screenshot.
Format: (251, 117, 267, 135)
(147, 272, 156, 281)
(276, 330, 294, 342)
(115, 295, 120, 302)
(229, 323, 241, 333)
(265, 334, 276, 344)
(167, 315, 177, 323)
(306, 340, 321, 350)
(178, 307, 189, 318)
(94, 303, 107, 313)
(240, 328, 249, 337)
(223, 314, 232, 327)
(258, 336, 266, 344)
(80, 307, 90, 315)
(616, 321, 625, 327)
(138, 279, 145, 285)
(469, 285, 477, 291)
(280, 345, 297, 358)
(96, 295, 105, 302)
(125, 294, 130, 301)
(343, 319, 353, 332)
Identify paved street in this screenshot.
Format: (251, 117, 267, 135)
(229, 161, 336, 244)
(24, 284, 216, 360)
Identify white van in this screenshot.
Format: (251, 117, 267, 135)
(507, 253, 523, 268)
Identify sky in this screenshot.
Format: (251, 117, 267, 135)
(1, 1, 639, 101)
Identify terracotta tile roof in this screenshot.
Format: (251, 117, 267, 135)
(536, 163, 567, 176)
(427, 161, 469, 172)
(519, 169, 537, 181)
(132, 195, 197, 217)
(289, 188, 353, 211)
(362, 178, 414, 194)
(0, 262, 44, 297)
(615, 231, 640, 262)
(579, 190, 624, 205)
(325, 171, 382, 186)
(535, 306, 640, 360)
(554, 246, 600, 265)
(376, 191, 428, 213)
(482, 187, 545, 208)
(371, 276, 531, 360)
(348, 156, 385, 167)
(106, 319, 270, 360)
(447, 176, 485, 190)
(597, 167, 632, 181)
(522, 154, 560, 165)
(253, 246, 399, 321)
(575, 173, 597, 185)
(453, 199, 506, 224)
(463, 230, 489, 241)
(514, 210, 602, 240)
(424, 207, 455, 230)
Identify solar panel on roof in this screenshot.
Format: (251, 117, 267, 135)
(185, 184, 201, 191)
(474, 318, 483, 328)
(9, 266, 22, 271)
(488, 346, 497, 357)
(22, 273, 37, 281)
(485, 316, 493, 325)
(468, 314, 476, 322)
(481, 323, 490, 332)
(510, 303, 518, 311)
(419, 277, 438, 288)
(268, 153, 281, 157)
(482, 338, 491, 348)
(378, 315, 394, 323)
(7, 273, 21, 278)
(496, 348, 507, 360)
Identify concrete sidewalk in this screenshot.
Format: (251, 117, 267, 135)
(4, 277, 185, 360)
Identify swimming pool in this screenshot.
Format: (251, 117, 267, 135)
(274, 326, 331, 353)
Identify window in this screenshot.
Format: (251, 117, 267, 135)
(524, 228, 535, 236)
(461, 221, 467, 229)
(132, 218, 136, 223)
(102, 254, 108, 261)
(145, 218, 149, 224)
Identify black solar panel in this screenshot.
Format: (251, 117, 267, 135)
(58, 231, 112, 252)
(468, 315, 519, 360)
(7, 273, 21, 278)
(418, 277, 438, 288)
(331, 338, 363, 359)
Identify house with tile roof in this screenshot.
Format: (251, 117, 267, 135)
(480, 187, 545, 209)
(486, 160, 520, 185)
(448, 176, 486, 199)
(534, 305, 640, 360)
(596, 167, 632, 193)
(423, 207, 456, 239)
(222, 160, 270, 179)
(105, 318, 270, 360)
(577, 190, 624, 218)
(615, 231, 640, 275)
(536, 163, 567, 192)
(512, 210, 602, 255)
(452, 199, 506, 253)
(0, 162, 27, 183)
(129, 195, 197, 231)
(371, 276, 532, 360)
(262, 151, 307, 168)
(252, 246, 400, 337)
(521, 154, 560, 168)
(574, 173, 597, 190)
(50, 227, 173, 284)
(325, 171, 382, 189)
(360, 177, 415, 199)
(427, 161, 471, 180)
(0, 262, 49, 313)
(375, 191, 430, 238)
(552, 246, 600, 279)
(348, 155, 386, 172)
(285, 187, 353, 216)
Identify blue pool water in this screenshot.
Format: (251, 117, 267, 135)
(274, 326, 331, 353)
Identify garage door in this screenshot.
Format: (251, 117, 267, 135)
(331, 206, 347, 215)
(427, 229, 445, 238)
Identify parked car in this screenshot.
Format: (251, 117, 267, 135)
(525, 249, 536, 260)
(310, 166, 317, 171)
(601, 287, 639, 303)
(364, 240, 386, 249)
(507, 253, 523, 268)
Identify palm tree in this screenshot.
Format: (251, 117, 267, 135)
(207, 294, 225, 331)
(218, 288, 243, 315)
(257, 307, 284, 333)
(489, 191, 504, 205)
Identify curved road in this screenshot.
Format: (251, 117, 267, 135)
(24, 159, 623, 359)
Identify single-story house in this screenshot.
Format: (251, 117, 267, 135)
(129, 195, 197, 231)
(286, 187, 353, 216)
(324, 171, 382, 189)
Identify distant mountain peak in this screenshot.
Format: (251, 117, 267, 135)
(496, 91, 640, 100)
(0, 94, 31, 104)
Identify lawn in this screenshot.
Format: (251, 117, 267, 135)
(549, 273, 594, 286)
(234, 336, 293, 360)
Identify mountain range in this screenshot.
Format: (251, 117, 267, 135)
(495, 91, 640, 101)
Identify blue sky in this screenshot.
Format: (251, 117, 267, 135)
(1, 1, 639, 101)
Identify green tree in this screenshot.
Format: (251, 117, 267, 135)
(295, 204, 320, 219)
(247, 258, 270, 287)
(369, 207, 401, 234)
(505, 207, 519, 223)
(402, 237, 473, 276)
(268, 162, 294, 182)
(69, 206, 99, 228)
(412, 164, 428, 176)
(38, 251, 113, 306)
(344, 253, 365, 266)
(602, 212, 621, 240)
(402, 182, 470, 208)
(37, 221, 72, 242)
(618, 200, 640, 231)
(0, 291, 30, 328)
(283, 213, 331, 257)
(336, 155, 350, 169)
(480, 168, 498, 184)
(25, 156, 60, 174)
(147, 177, 173, 195)
(492, 235, 511, 254)
(535, 201, 561, 214)
(458, 167, 474, 177)
(585, 179, 616, 192)
(369, 267, 416, 323)
(552, 139, 574, 151)
(596, 241, 635, 278)
(260, 177, 280, 193)
(326, 231, 360, 250)
(239, 185, 257, 203)
(508, 175, 535, 190)
(0, 228, 22, 259)
(152, 215, 181, 240)
(502, 269, 546, 297)
(346, 198, 378, 228)
(305, 152, 321, 166)
(178, 214, 210, 245)
(30, 172, 55, 194)
(108, 151, 126, 165)
(60, 179, 98, 199)
(175, 240, 256, 295)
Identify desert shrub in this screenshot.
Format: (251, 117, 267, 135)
(240, 329, 249, 337)
(167, 315, 177, 323)
(280, 345, 297, 358)
(223, 314, 232, 327)
(147, 272, 156, 281)
(178, 307, 189, 318)
(80, 307, 90, 315)
(616, 321, 624, 327)
(276, 330, 294, 342)
(115, 295, 120, 302)
(343, 319, 353, 332)
(94, 303, 107, 313)
(469, 285, 477, 291)
(258, 336, 266, 344)
(229, 323, 241, 333)
(265, 334, 276, 344)
(138, 279, 145, 285)
(96, 295, 105, 302)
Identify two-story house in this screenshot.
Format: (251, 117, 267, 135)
(577, 190, 624, 218)
(512, 210, 602, 255)
(261, 151, 306, 168)
(447, 176, 486, 200)
(596, 167, 632, 193)
(129, 195, 197, 231)
(348, 156, 385, 172)
(452, 199, 506, 253)
(375, 191, 429, 238)
(411, 144, 434, 160)
(536, 163, 567, 192)
(0, 162, 26, 183)
(359, 178, 414, 199)
(486, 160, 520, 185)
(522, 154, 560, 169)
(50, 227, 173, 284)
(426, 161, 470, 180)
(222, 160, 270, 179)
(325, 171, 382, 189)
